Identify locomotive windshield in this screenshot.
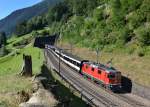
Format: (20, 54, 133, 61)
(108, 74, 115, 79)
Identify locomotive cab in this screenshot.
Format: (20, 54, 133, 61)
(107, 72, 121, 92)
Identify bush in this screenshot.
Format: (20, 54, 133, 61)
(93, 8, 104, 22)
(134, 26, 150, 46)
(107, 31, 118, 44)
(121, 0, 142, 13)
(31, 31, 39, 37)
(127, 11, 144, 30)
(137, 48, 145, 57)
(40, 30, 49, 36)
(121, 28, 131, 43)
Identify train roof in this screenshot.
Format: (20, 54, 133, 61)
(56, 47, 83, 62)
(83, 62, 119, 73)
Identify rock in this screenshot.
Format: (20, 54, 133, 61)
(17, 90, 30, 103)
(19, 103, 47, 107)
(19, 89, 58, 107)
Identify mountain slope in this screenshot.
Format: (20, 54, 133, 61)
(0, 0, 61, 36)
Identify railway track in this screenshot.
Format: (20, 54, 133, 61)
(46, 50, 111, 107)
(45, 49, 149, 107)
(80, 73, 148, 107)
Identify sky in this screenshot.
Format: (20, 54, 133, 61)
(0, 0, 42, 20)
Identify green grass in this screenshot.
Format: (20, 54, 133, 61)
(0, 44, 44, 92)
(0, 34, 44, 107)
(7, 34, 33, 48)
(0, 32, 44, 92)
(0, 44, 44, 76)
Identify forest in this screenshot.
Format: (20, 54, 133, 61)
(14, 0, 150, 55)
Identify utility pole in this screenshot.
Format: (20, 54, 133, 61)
(69, 41, 74, 54)
(58, 49, 62, 74)
(58, 27, 71, 74)
(58, 32, 62, 74)
(96, 47, 100, 63)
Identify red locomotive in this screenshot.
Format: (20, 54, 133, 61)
(81, 61, 121, 91)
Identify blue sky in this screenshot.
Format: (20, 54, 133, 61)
(0, 0, 42, 20)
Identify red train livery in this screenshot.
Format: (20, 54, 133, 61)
(81, 61, 121, 91)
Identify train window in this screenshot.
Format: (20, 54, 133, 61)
(66, 57, 69, 61)
(75, 61, 77, 65)
(64, 56, 67, 60)
(67, 58, 70, 62)
(86, 65, 88, 69)
(68, 58, 71, 62)
(91, 67, 94, 72)
(73, 61, 76, 64)
(98, 70, 101, 74)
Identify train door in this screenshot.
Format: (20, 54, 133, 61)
(104, 73, 109, 87)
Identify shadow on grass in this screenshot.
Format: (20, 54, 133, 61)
(36, 64, 90, 107)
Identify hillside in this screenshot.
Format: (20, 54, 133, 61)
(15, 0, 150, 54)
(0, 0, 61, 36)
(1, 0, 148, 55)
(46, 0, 150, 55)
(13, 0, 149, 87)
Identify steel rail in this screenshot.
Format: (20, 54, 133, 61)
(45, 49, 143, 107)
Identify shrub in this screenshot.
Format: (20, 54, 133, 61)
(127, 11, 145, 30)
(40, 30, 49, 36)
(121, 28, 131, 43)
(137, 48, 145, 57)
(107, 31, 118, 44)
(134, 26, 150, 46)
(121, 0, 142, 13)
(93, 8, 104, 22)
(31, 31, 39, 37)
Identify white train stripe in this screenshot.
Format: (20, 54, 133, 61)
(51, 49, 80, 71)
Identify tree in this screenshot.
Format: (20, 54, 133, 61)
(0, 32, 7, 57)
(0, 32, 7, 46)
(50, 2, 69, 22)
(15, 21, 27, 36)
(134, 26, 150, 46)
(66, 0, 98, 16)
(0, 44, 7, 57)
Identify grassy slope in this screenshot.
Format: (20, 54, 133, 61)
(0, 35, 44, 107)
(0, 46, 44, 92)
(59, 42, 150, 87)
